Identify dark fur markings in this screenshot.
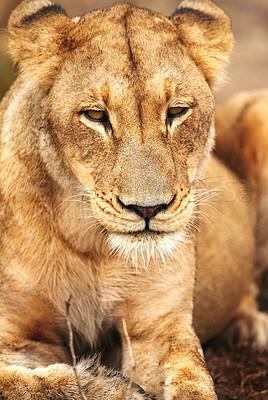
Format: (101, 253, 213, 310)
(21, 4, 67, 25)
(171, 7, 217, 25)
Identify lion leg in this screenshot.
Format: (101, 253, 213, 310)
(0, 297, 149, 399)
(116, 251, 217, 400)
(121, 327, 216, 400)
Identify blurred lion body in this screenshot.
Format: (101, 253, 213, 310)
(0, 1, 263, 399)
(216, 89, 268, 301)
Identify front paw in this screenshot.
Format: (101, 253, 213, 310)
(164, 368, 217, 400)
(217, 308, 268, 348)
(164, 386, 217, 400)
(0, 362, 153, 400)
(77, 361, 154, 400)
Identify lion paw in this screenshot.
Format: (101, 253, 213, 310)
(219, 308, 268, 348)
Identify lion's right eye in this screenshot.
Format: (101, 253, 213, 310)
(83, 109, 107, 122)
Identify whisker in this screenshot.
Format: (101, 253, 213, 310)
(52, 192, 93, 214)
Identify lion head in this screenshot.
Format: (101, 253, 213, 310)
(8, 0, 233, 264)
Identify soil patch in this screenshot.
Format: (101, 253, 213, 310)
(206, 345, 268, 400)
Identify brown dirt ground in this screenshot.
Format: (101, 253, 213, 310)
(205, 345, 268, 400)
(0, 1, 268, 399)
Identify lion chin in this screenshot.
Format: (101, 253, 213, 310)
(108, 230, 189, 267)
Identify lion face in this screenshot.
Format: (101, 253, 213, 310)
(8, 1, 233, 263)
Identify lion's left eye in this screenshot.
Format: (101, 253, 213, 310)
(168, 106, 189, 118)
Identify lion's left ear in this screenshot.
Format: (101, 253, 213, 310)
(171, 0, 233, 89)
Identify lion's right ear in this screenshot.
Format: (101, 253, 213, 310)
(8, 0, 74, 85)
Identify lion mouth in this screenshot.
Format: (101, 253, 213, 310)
(119, 228, 167, 237)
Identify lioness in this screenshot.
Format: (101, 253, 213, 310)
(0, 0, 265, 399)
(215, 90, 268, 290)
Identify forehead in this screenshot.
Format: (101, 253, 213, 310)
(72, 4, 179, 55)
(57, 4, 208, 104)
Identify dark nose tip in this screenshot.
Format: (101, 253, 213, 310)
(129, 204, 167, 219)
(117, 196, 175, 219)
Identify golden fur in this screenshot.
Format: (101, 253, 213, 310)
(0, 0, 266, 399)
(215, 90, 268, 280)
(215, 90, 268, 329)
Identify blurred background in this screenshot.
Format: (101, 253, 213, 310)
(0, 0, 267, 103)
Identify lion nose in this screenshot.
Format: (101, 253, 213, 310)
(129, 204, 168, 218)
(117, 196, 175, 219)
